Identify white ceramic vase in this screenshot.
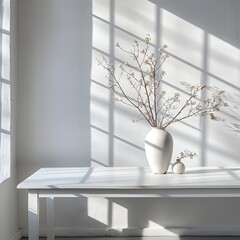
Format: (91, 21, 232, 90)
(145, 128, 173, 174)
(172, 160, 185, 174)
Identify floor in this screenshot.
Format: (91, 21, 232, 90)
(21, 237, 240, 240)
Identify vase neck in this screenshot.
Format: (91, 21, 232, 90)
(151, 127, 167, 132)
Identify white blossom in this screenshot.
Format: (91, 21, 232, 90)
(96, 35, 228, 129)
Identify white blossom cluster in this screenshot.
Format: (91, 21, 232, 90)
(97, 35, 228, 129)
(176, 150, 197, 162)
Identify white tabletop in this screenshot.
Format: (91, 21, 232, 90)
(17, 166, 240, 190)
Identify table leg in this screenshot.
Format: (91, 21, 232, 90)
(28, 190, 39, 240)
(46, 197, 55, 240)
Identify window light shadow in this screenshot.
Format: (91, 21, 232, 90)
(90, 0, 240, 234)
(0, 0, 11, 183)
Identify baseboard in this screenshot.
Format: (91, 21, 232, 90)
(21, 226, 240, 237)
(11, 230, 22, 240)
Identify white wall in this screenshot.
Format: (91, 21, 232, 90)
(0, 0, 19, 240)
(17, 0, 93, 235)
(17, 0, 240, 237)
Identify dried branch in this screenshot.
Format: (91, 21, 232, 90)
(97, 35, 228, 129)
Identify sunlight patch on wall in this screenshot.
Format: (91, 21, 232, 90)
(162, 56, 203, 130)
(89, 0, 240, 230)
(114, 27, 157, 65)
(92, 17, 110, 54)
(112, 201, 128, 227)
(115, 0, 156, 39)
(93, 0, 110, 22)
(161, 9, 204, 68)
(163, 56, 203, 89)
(91, 127, 109, 167)
(208, 34, 240, 83)
(113, 138, 147, 167)
(206, 34, 240, 164)
(204, 120, 240, 166)
(90, 81, 110, 131)
(114, 30, 141, 66)
(91, 50, 109, 87)
(170, 122, 202, 168)
(88, 198, 109, 226)
(91, 0, 112, 168)
(148, 220, 161, 228)
(1, 33, 10, 80)
(114, 103, 147, 148)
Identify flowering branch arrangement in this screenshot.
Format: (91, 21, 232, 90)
(176, 150, 197, 162)
(97, 35, 228, 129)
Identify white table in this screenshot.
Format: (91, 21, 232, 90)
(17, 166, 240, 240)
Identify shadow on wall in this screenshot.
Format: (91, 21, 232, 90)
(17, 0, 93, 172)
(91, 0, 240, 169)
(17, 0, 95, 232)
(150, 0, 240, 49)
(90, 0, 240, 233)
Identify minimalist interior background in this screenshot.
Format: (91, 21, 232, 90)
(0, 0, 19, 240)
(16, 0, 240, 238)
(17, 0, 92, 235)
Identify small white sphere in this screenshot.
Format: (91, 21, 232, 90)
(172, 161, 185, 174)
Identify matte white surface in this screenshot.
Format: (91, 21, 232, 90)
(28, 190, 39, 240)
(46, 197, 55, 240)
(145, 129, 173, 174)
(18, 167, 240, 240)
(17, 0, 240, 235)
(17, 167, 240, 190)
